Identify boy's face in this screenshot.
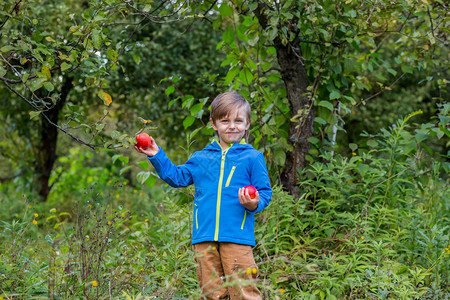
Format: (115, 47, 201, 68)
(210, 108, 250, 148)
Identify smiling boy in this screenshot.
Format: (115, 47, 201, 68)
(135, 91, 272, 299)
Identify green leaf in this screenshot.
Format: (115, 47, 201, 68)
(274, 149, 286, 166)
(239, 68, 254, 86)
(358, 163, 369, 177)
(137, 171, 150, 185)
(43, 82, 54, 91)
(219, 4, 232, 17)
(119, 165, 133, 175)
(183, 116, 195, 129)
(349, 143, 358, 151)
(107, 48, 118, 62)
(138, 161, 149, 170)
(29, 77, 46, 92)
(223, 28, 235, 44)
(314, 117, 327, 125)
(318, 100, 334, 111)
(224, 67, 239, 85)
(91, 29, 101, 49)
(190, 103, 203, 115)
(0, 45, 15, 52)
(367, 139, 378, 148)
(307, 137, 320, 145)
(165, 86, 175, 96)
(112, 154, 129, 165)
(29, 110, 41, 120)
(145, 174, 157, 187)
(132, 53, 141, 65)
(329, 90, 340, 100)
(61, 62, 71, 71)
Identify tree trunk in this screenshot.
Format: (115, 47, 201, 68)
(36, 77, 73, 201)
(254, 4, 314, 198)
(274, 41, 314, 198)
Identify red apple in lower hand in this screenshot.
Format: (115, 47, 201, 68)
(135, 133, 152, 149)
(244, 185, 257, 199)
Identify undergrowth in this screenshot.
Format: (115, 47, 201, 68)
(0, 110, 448, 299)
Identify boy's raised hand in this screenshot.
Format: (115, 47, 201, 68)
(134, 135, 159, 157)
(238, 187, 259, 211)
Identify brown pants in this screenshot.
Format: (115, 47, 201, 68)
(193, 242, 262, 300)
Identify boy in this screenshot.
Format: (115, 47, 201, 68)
(135, 91, 272, 299)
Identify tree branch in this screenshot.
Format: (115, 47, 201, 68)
(0, 78, 96, 150)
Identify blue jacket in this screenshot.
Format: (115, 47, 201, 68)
(148, 140, 272, 246)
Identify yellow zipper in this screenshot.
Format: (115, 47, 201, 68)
(240, 211, 247, 230)
(225, 166, 236, 187)
(214, 148, 229, 241)
(195, 204, 198, 229)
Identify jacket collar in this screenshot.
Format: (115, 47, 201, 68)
(205, 138, 250, 151)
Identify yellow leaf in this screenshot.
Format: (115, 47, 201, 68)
(41, 65, 51, 80)
(45, 36, 56, 43)
(98, 91, 112, 106)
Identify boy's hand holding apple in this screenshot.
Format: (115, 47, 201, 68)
(238, 185, 259, 211)
(134, 133, 159, 157)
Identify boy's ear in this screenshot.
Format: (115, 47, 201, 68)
(210, 118, 217, 130)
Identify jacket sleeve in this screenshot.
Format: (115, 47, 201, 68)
(147, 147, 194, 188)
(247, 152, 272, 214)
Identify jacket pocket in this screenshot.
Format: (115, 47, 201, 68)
(225, 166, 236, 187)
(240, 211, 247, 230)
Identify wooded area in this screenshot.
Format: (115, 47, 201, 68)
(0, 0, 448, 298)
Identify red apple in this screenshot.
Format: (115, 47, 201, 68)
(135, 133, 152, 149)
(244, 185, 257, 199)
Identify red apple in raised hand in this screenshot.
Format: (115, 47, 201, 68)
(244, 185, 257, 199)
(135, 133, 152, 149)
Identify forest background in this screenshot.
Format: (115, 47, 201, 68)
(0, 0, 448, 299)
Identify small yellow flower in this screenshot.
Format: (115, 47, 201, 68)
(145, 218, 149, 222)
(100, 192, 104, 196)
(358, 158, 362, 162)
(212, 247, 216, 251)
(108, 221, 112, 225)
(34, 213, 38, 218)
(361, 236, 365, 240)
(116, 194, 120, 198)
(252, 267, 257, 274)
(15, 214, 19, 217)
(121, 213, 126, 218)
(32, 220, 37, 225)
(352, 152, 356, 156)
(29, 248, 33, 252)
(114, 276, 118, 280)
(92, 280, 98, 287)
(133, 189, 137, 193)
(123, 181, 127, 185)
(88, 204, 92, 208)
(140, 268, 144, 271)
(28, 205, 32, 208)
(323, 254, 327, 257)
(246, 268, 251, 275)
(336, 262, 339, 266)
(279, 288, 285, 294)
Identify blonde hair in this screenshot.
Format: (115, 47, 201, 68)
(210, 91, 252, 141)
